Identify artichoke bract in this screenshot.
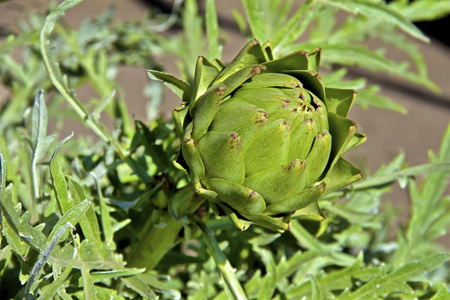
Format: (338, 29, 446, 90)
(150, 39, 366, 232)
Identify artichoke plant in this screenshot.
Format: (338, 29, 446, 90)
(150, 39, 366, 232)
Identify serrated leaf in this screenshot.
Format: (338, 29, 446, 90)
(0, 185, 46, 253)
(277, 250, 331, 279)
(316, 43, 440, 92)
(350, 161, 450, 192)
(38, 247, 76, 300)
(148, 70, 192, 103)
(322, 0, 429, 42)
(121, 276, 157, 300)
(79, 239, 104, 270)
(91, 173, 114, 248)
(0, 29, 39, 53)
(392, 0, 450, 21)
(271, 2, 319, 51)
(50, 159, 72, 213)
(31, 91, 52, 161)
(289, 220, 356, 267)
(320, 202, 376, 225)
(180, 0, 205, 76)
(231, 9, 247, 34)
(68, 178, 102, 255)
(91, 286, 122, 300)
(81, 263, 98, 300)
(56, 287, 73, 300)
(438, 123, 450, 162)
(89, 269, 145, 283)
(356, 85, 407, 114)
(205, 0, 221, 60)
(52, 244, 79, 273)
(25, 221, 75, 298)
(40, 0, 113, 143)
(39, 252, 75, 300)
(310, 274, 323, 300)
(50, 133, 74, 214)
(379, 30, 428, 78)
(92, 89, 115, 120)
(322, 71, 406, 113)
(135, 273, 181, 299)
(346, 253, 450, 299)
(254, 248, 277, 300)
(47, 200, 90, 244)
(40, 0, 85, 115)
(241, 0, 266, 42)
(392, 123, 450, 265)
(0, 151, 5, 190)
(30, 91, 54, 207)
(0, 211, 30, 258)
(430, 283, 450, 300)
(285, 253, 377, 298)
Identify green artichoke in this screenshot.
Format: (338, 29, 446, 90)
(150, 39, 366, 232)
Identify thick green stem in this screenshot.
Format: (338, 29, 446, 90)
(127, 211, 183, 270)
(195, 218, 248, 300)
(127, 186, 204, 270)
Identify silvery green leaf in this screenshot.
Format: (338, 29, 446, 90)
(241, 0, 266, 43)
(121, 276, 157, 300)
(310, 274, 323, 300)
(205, 0, 222, 60)
(91, 173, 114, 247)
(322, 0, 429, 42)
(92, 89, 115, 121)
(31, 91, 54, 164)
(0, 184, 46, 252)
(391, 0, 450, 21)
(47, 200, 89, 244)
(0, 151, 5, 190)
(345, 253, 450, 300)
(38, 247, 76, 300)
(49, 132, 74, 214)
(68, 178, 102, 255)
(81, 263, 98, 300)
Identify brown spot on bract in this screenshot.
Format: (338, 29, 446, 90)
(303, 118, 313, 125)
(299, 103, 307, 111)
(216, 85, 226, 96)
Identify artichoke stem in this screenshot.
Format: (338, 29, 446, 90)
(127, 186, 203, 271)
(195, 217, 249, 300)
(127, 210, 183, 271)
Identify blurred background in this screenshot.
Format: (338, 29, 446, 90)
(1, 0, 450, 240)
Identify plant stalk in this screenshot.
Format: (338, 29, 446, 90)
(127, 186, 204, 270)
(127, 210, 184, 270)
(195, 218, 249, 300)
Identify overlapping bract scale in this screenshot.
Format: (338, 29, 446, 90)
(150, 39, 366, 232)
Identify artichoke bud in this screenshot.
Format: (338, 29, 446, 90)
(150, 39, 366, 232)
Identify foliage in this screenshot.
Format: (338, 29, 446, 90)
(0, 0, 449, 299)
(234, 0, 449, 114)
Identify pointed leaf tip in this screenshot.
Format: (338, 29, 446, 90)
(148, 70, 192, 102)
